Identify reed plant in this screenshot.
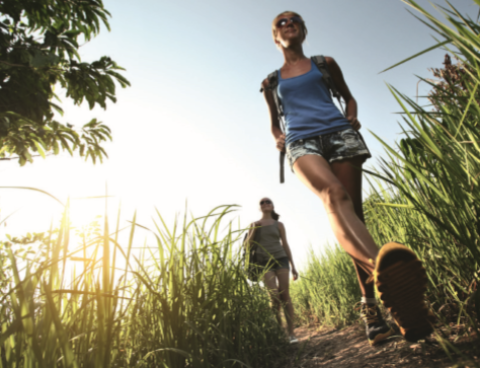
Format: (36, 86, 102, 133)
(0, 204, 287, 367)
(290, 245, 360, 329)
(364, 0, 480, 336)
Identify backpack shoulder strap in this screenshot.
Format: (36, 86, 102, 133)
(311, 55, 341, 99)
(260, 71, 278, 92)
(311, 55, 345, 116)
(260, 71, 285, 124)
(260, 71, 287, 185)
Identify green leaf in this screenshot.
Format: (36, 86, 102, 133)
(30, 51, 60, 68)
(380, 39, 451, 73)
(32, 140, 46, 158)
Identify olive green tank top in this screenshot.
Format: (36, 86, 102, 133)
(255, 221, 287, 263)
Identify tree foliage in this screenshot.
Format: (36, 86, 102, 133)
(0, 0, 130, 165)
(400, 53, 474, 156)
(428, 53, 473, 110)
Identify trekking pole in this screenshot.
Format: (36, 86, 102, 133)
(279, 115, 286, 184)
(261, 71, 287, 184)
(332, 89, 347, 117)
(337, 97, 346, 117)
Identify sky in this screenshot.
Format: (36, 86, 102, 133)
(0, 0, 477, 270)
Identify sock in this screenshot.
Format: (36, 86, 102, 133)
(361, 297, 377, 304)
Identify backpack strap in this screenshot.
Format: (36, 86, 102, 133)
(311, 55, 346, 116)
(260, 71, 286, 184)
(260, 72, 285, 128)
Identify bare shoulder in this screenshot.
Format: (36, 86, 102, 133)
(325, 56, 344, 78)
(261, 78, 270, 90)
(277, 221, 286, 230)
(324, 56, 337, 67)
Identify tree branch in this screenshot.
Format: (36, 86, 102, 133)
(0, 153, 53, 161)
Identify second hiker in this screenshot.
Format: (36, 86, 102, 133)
(245, 197, 299, 344)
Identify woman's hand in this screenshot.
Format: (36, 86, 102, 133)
(291, 267, 298, 281)
(276, 133, 286, 152)
(347, 116, 361, 131)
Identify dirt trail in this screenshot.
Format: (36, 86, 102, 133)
(281, 324, 479, 368)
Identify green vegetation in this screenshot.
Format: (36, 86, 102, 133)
(291, 245, 360, 328)
(365, 0, 480, 338)
(0, 205, 286, 367)
(0, 0, 130, 165)
(291, 0, 480, 344)
(2, 0, 480, 366)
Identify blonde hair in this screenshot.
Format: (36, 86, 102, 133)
(271, 11, 308, 44)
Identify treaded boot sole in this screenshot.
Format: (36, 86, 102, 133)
(369, 326, 395, 346)
(375, 242, 433, 342)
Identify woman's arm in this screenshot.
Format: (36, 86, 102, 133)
(325, 57, 361, 131)
(278, 222, 298, 281)
(262, 79, 286, 152)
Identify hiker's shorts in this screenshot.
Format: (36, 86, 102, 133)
(286, 128, 371, 169)
(258, 257, 290, 272)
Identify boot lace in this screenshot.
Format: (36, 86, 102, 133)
(355, 302, 379, 325)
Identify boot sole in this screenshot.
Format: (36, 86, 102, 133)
(375, 242, 433, 342)
(369, 327, 395, 346)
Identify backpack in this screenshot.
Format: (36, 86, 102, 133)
(242, 227, 262, 282)
(260, 55, 345, 183)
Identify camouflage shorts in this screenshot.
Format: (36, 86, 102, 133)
(286, 128, 371, 169)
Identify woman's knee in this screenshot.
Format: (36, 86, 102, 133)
(322, 184, 351, 210)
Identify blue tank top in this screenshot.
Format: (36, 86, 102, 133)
(278, 59, 351, 145)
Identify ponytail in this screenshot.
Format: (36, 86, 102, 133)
(272, 210, 280, 221)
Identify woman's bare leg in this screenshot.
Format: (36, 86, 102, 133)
(263, 270, 282, 325)
(330, 157, 365, 222)
(276, 268, 295, 335)
(331, 157, 376, 299)
(293, 154, 378, 274)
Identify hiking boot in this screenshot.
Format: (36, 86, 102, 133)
(358, 303, 395, 346)
(373, 242, 434, 342)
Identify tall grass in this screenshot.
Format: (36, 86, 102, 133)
(290, 245, 360, 328)
(362, 0, 480, 334)
(0, 204, 287, 367)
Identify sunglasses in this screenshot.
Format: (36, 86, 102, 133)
(260, 200, 272, 205)
(276, 16, 303, 29)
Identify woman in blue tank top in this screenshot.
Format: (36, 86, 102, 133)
(261, 11, 432, 346)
